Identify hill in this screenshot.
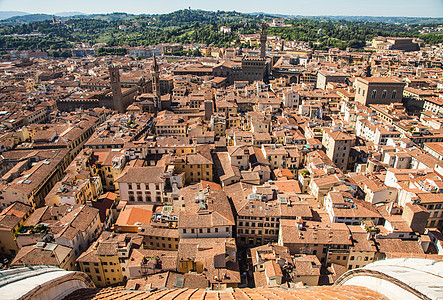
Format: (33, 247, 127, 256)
(0, 9, 441, 53)
(0, 11, 30, 20)
(3, 13, 56, 23)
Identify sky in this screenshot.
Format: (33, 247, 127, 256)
(0, 0, 442, 17)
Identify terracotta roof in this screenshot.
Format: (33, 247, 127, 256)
(11, 243, 72, 267)
(280, 219, 352, 246)
(115, 166, 165, 183)
(64, 285, 388, 299)
(115, 205, 153, 227)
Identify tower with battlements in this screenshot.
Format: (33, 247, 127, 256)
(260, 23, 267, 59)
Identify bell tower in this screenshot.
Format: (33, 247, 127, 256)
(151, 54, 161, 110)
(108, 65, 124, 112)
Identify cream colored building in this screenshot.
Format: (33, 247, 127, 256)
(322, 128, 355, 171)
(116, 166, 166, 205)
(355, 77, 405, 106)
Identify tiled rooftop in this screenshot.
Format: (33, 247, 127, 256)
(63, 285, 387, 300)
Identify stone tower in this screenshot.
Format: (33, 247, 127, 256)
(260, 23, 267, 59)
(204, 100, 213, 121)
(151, 54, 161, 110)
(108, 65, 124, 112)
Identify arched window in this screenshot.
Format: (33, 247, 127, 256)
(392, 90, 397, 99)
(382, 90, 387, 99)
(371, 90, 377, 99)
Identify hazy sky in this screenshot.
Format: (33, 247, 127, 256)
(0, 0, 442, 17)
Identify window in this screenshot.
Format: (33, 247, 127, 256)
(215, 228, 218, 233)
(226, 227, 229, 232)
(381, 90, 387, 99)
(371, 90, 377, 99)
(350, 256, 355, 260)
(96, 276, 102, 281)
(392, 90, 397, 99)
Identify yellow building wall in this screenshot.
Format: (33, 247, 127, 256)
(214, 123, 226, 136)
(175, 163, 213, 185)
(228, 119, 241, 128)
(101, 165, 123, 192)
(347, 250, 376, 269)
(326, 251, 349, 267)
(180, 261, 194, 273)
(99, 254, 124, 286)
(60, 250, 78, 271)
(0, 229, 18, 256)
(174, 146, 195, 155)
(295, 275, 319, 286)
(79, 261, 106, 287)
(143, 235, 179, 251)
(114, 225, 138, 233)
